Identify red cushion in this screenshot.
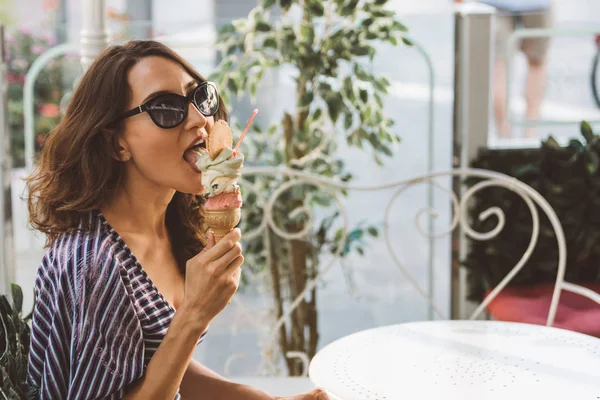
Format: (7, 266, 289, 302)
(485, 283, 600, 337)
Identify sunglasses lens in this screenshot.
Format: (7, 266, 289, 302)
(146, 95, 187, 128)
(194, 83, 219, 116)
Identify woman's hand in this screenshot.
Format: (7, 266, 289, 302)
(181, 228, 244, 333)
(275, 388, 330, 400)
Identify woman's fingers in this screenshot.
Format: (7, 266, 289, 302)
(199, 231, 243, 275)
(214, 244, 243, 272)
(206, 229, 241, 259)
(206, 230, 216, 249)
(189, 229, 241, 265)
(227, 255, 244, 277)
(277, 388, 329, 400)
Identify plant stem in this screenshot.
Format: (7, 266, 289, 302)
(275, 3, 327, 377)
(288, 237, 308, 375)
(267, 229, 292, 373)
(307, 286, 319, 359)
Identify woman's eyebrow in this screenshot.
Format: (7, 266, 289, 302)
(185, 80, 199, 95)
(185, 80, 198, 90)
(141, 90, 172, 103)
(140, 80, 198, 103)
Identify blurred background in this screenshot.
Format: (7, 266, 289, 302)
(1, 0, 599, 391)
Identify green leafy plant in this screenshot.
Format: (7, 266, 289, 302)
(210, 0, 409, 375)
(0, 284, 33, 399)
(464, 121, 600, 301)
(6, 29, 71, 167)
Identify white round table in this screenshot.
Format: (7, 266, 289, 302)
(308, 320, 600, 399)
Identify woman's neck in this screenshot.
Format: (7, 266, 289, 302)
(101, 176, 176, 239)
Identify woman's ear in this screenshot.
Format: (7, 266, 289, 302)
(103, 129, 130, 162)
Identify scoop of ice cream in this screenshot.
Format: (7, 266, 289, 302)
(195, 147, 244, 198)
(204, 187, 243, 210)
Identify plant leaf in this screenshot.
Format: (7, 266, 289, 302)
(343, 112, 353, 130)
(227, 78, 238, 94)
(218, 24, 235, 36)
(300, 92, 314, 108)
(392, 20, 409, 33)
(340, 0, 359, 16)
(255, 22, 271, 32)
(367, 226, 379, 237)
(279, 0, 292, 12)
(359, 89, 368, 103)
(307, 0, 325, 16)
(401, 36, 414, 46)
(585, 151, 600, 175)
(9, 284, 22, 316)
(544, 135, 561, 149)
(325, 94, 343, 123)
(263, 36, 277, 48)
(581, 120, 594, 143)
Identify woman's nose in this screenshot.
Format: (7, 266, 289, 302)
(185, 101, 208, 130)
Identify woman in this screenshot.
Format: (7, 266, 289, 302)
(25, 40, 327, 400)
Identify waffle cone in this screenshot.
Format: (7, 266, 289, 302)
(203, 208, 241, 242)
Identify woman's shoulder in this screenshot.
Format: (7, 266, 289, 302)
(29, 212, 146, 399)
(34, 209, 142, 338)
(39, 211, 123, 282)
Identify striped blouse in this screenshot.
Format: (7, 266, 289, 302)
(27, 211, 206, 399)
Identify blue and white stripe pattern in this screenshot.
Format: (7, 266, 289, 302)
(27, 211, 205, 399)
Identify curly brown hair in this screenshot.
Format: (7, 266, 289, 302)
(26, 40, 227, 271)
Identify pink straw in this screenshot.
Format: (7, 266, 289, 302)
(233, 109, 258, 157)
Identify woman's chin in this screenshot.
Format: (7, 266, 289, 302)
(176, 169, 204, 195)
(189, 187, 206, 196)
(175, 182, 205, 196)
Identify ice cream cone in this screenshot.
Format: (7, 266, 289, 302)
(203, 208, 241, 242)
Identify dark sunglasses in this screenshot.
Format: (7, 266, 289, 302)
(119, 81, 219, 129)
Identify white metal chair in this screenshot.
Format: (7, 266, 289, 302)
(223, 166, 600, 380)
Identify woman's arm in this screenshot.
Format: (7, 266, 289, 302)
(179, 360, 330, 400)
(179, 359, 272, 400)
(125, 230, 245, 399)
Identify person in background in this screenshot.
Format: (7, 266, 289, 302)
(480, 0, 554, 138)
(455, 0, 554, 138)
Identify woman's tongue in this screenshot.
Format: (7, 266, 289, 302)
(183, 149, 201, 172)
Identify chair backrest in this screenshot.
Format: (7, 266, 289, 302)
(380, 167, 600, 326)
(224, 166, 600, 377)
(451, 169, 600, 326)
